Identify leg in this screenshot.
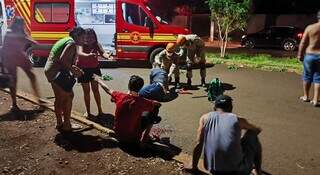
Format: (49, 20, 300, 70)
(186, 48, 196, 87)
(62, 91, 74, 131)
(241, 130, 262, 175)
(197, 41, 206, 86)
(23, 67, 40, 101)
(9, 77, 18, 109)
(313, 83, 320, 106)
(51, 83, 64, 128)
(81, 83, 91, 116)
(6, 65, 18, 109)
(303, 81, 312, 100)
(91, 80, 103, 115)
(301, 55, 313, 101)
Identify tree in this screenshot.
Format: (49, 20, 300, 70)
(207, 0, 251, 57)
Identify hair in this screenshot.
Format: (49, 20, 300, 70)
(69, 27, 85, 40)
(85, 28, 98, 46)
(10, 17, 26, 35)
(214, 95, 233, 112)
(128, 75, 144, 92)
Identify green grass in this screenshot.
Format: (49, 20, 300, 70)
(207, 53, 303, 73)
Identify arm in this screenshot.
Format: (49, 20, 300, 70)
(76, 45, 96, 57)
(184, 114, 206, 171)
(238, 117, 262, 134)
(59, 43, 83, 77)
(93, 74, 114, 95)
(97, 43, 113, 60)
(297, 27, 310, 61)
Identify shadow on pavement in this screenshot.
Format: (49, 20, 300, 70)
(161, 88, 179, 102)
(0, 108, 45, 122)
(87, 113, 115, 130)
(119, 140, 182, 161)
(222, 83, 236, 91)
(54, 131, 119, 152)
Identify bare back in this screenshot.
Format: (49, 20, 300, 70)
(301, 22, 320, 55)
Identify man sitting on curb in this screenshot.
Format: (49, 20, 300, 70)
(94, 75, 161, 146)
(139, 63, 170, 102)
(184, 95, 263, 175)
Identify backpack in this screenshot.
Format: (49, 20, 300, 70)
(207, 78, 224, 101)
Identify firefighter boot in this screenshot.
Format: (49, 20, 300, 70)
(187, 78, 192, 88)
(201, 77, 206, 87)
(175, 77, 181, 89)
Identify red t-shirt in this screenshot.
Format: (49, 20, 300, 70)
(111, 91, 155, 143)
(76, 45, 100, 68)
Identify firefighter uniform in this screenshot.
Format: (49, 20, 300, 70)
(177, 34, 206, 87)
(154, 48, 181, 88)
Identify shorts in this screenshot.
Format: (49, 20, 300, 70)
(139, 83, 165, 102)
(77, 67, 102, 83)
(303, 54, 320, 83)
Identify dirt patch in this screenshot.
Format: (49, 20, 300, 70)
(0, 91, 185, 175)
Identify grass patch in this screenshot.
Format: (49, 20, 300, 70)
(207, 53, 302, 73)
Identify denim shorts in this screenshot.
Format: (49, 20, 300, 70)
(303, 54, 320, 83)
(139, 83, 164, 101)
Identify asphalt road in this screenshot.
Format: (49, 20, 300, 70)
(15, 64, 320, 175)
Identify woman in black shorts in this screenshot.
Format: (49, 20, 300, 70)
(76, 28, 112, 117)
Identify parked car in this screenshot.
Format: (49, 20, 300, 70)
(241, 26, 304, 51)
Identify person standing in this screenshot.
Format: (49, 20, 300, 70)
(1, 17, 41, 111)
(44, 27, 85, 132)
(76, 28, 113, 117)
(184, 95, 263, 175)
(154, 43, 181, 89)
(297, 10, 320, 107)
(176, 34, 206, 88)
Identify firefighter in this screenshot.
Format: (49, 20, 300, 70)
(176, 34, 206, 87)
(154, 43, 182, 89)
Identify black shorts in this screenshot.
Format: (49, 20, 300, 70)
(77, 67, 102, 83)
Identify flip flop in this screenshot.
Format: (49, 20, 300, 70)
(310, 101, 320, 107)
(299, 96, 310, 102)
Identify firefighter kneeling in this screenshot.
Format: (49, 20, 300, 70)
(154, 43, 182, 89)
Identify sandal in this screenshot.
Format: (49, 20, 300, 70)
(310, 101, 320, 107)
(299, 96, 310, 102)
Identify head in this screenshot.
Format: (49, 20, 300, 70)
(128, 75, 144, 92)
(317, 10, 320, 22)
(84, 28, 98, 46)
(176, 35, 187, 46)
(166, 43, 176, 56)
(214, 95, 233, 112)
(10, 17, 26, 34)
(69, 27, 86, 45)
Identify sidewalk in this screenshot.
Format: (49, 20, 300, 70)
(0, 90, 185, 175)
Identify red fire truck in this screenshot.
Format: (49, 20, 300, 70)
(1, 0, 189, 66)
(1, 0, 75, 66)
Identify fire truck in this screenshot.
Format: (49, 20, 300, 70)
(1, 0, 189, 66)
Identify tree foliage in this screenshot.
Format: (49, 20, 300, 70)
(207, 0, 251, 57)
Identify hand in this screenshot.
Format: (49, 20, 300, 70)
(93, 74, 103, 84)
(298, 56, 304, 62)
(183, 162, 199, 173)
(71, 65, 83, 78)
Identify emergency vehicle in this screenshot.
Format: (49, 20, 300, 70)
(1, 0, 189, 66)
(75, 0, 190, 64)
(1, 0, 75, 66)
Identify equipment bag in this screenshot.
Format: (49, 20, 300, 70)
(207, 78, 224, 101)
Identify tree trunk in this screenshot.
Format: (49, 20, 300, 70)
(210, 20, 215, 42)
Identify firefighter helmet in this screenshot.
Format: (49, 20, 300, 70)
(176, 35, 187, 46)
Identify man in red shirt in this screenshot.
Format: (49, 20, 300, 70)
(94, 75, 161, 145)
